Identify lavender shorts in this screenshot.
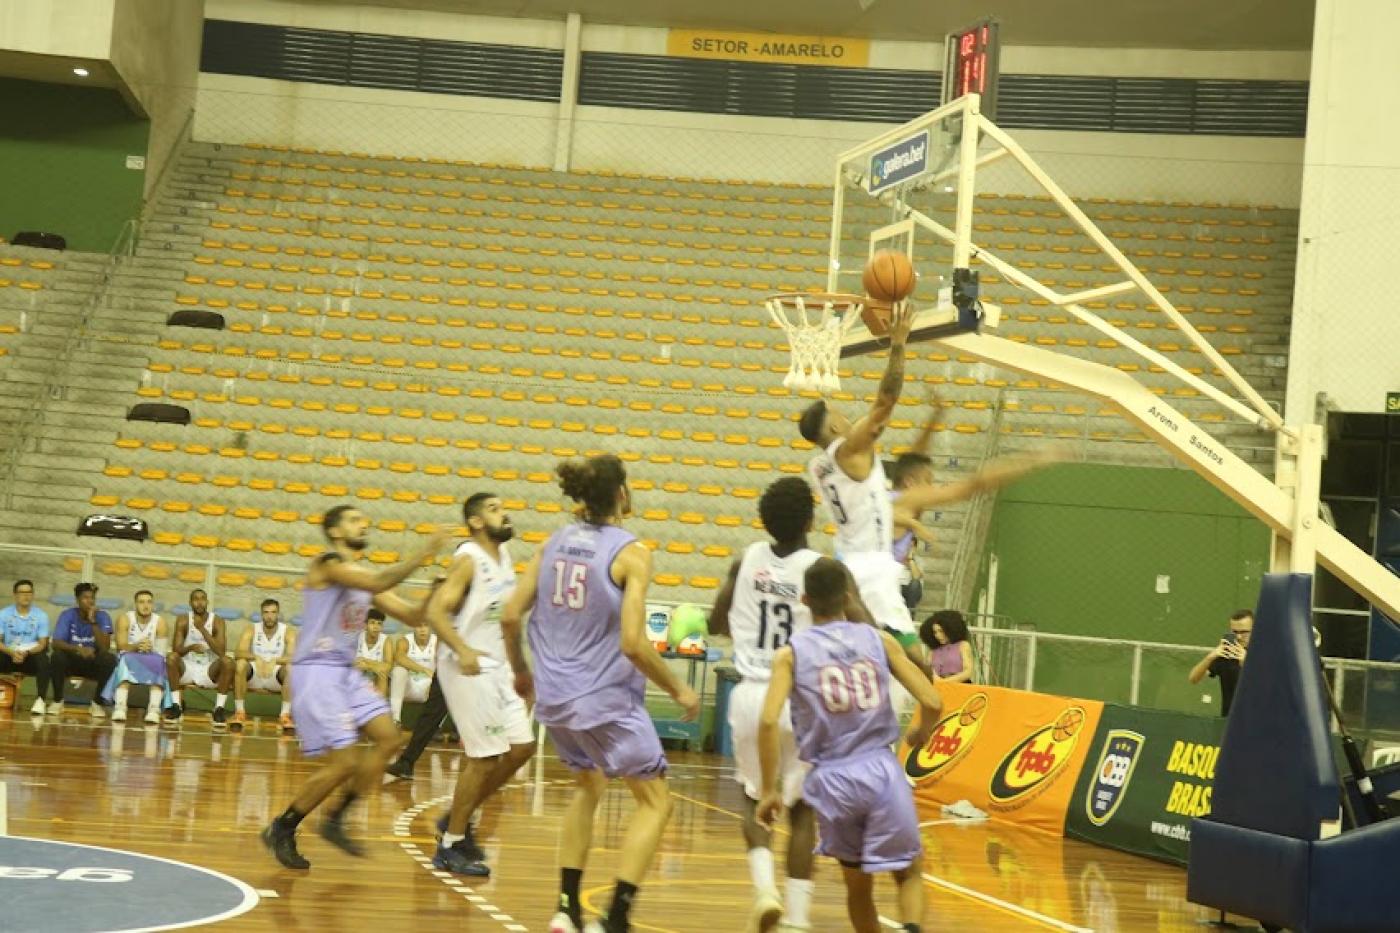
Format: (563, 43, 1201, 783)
(546, 704, 668, 780)
(290, 662, 390, 757)
(804, 750, 921, 873)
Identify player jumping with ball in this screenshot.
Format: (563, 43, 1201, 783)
(798, 301, 920, 650)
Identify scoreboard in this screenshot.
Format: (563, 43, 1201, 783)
(942, 18, 1000, 120)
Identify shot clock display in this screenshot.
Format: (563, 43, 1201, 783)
(943, 18, 1000, 119)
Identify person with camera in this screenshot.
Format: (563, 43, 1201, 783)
(1188, 609, 1253, 716)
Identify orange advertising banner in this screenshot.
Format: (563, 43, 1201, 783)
(899, 681, 1105, 835)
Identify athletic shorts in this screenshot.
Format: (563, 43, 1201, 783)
(546, 704, 667, 780)
(246, 660, 284, 693)
(729, 679, 807, 806)
(805, 750, 921, 873)
(290, 663, 389, 757)
(402, 671, 431, 704)
(180, 651, 217, 689)
(843, 550, 915, 636)
(439, 660, 534, 758)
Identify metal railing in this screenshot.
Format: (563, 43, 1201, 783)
(0, 219, 141, 509)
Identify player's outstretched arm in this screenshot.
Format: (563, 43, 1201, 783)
(897, 448, 1067, 514)
(321, 528, 451, 594)
(617, 542, 700, 720)
(881, 630, 942, 750)
(756, 647, 795, 828)
(840, 301, 916, 463)
(707, 559, 743, 638)
(500, 548, 541, 702)
(423, 554, 481, 674)
(909, 390, 944, 457)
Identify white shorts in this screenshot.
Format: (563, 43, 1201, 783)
(729, 679, 808, 807)
(180, 652, 217, 689)
(403, 672, 431, 704)
(439, 660, 534, 759)
(247, 661, 284, 693)
(843, 550, 915, 635)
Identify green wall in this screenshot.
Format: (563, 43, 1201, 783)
(980, 463, 1270, 714)
(0, 79, 148, 252)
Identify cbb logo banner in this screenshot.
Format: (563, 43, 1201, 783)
(1085, 730, 1145, 826)
(899, 681, 1104, 835)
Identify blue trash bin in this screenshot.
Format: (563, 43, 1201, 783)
(712, 667, 741, 757)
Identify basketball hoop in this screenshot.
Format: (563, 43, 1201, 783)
(765, 292, 868, 393)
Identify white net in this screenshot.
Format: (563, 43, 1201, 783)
(765, 293, 865, 393)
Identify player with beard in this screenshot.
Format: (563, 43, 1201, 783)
(261, 506, 449, 870)
(424, 492, 535, 876)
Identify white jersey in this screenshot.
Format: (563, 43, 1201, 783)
(729, 541, 820, 680)
(808, 437, 893, 556)
(124, 612, 162, 651)
(181, 614, 215, 653)
(357, 631, 387, 663)
(443, 540, 516, 662)
(403, 633, 437, 675)
(251, 623, 287, 663)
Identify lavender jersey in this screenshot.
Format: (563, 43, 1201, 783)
(530, 522, 643, 730)
(789, 622, 899, 765)
(293, 559, 373, 666)
(890, 490, 915, 564)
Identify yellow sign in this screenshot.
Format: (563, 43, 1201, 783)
(1387, 391, 1399, 413)
(667, 29, 869, 68)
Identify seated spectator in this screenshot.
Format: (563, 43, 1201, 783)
(233, 598, 297, 733)
(390, 620, 437, 726)
(165, 588, 232, 730)
(102, 590, 170, 724)
(50, 583, 117, 717)
(0, 580, 54, 716)
(919, 610, 975, 684)
(354, 608, 394, 696)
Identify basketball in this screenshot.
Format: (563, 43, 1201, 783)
(959, 693, 989, 727)
(1052, 708, 1086, 741)
(862, 249, 917, 303)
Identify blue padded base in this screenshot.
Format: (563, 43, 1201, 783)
(1187, 819, 1309, 929)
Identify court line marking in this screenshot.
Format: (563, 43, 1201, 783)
(669, 790, 1088, 933)
(921, 870, 1093, 933)
(0, 834, 260, 932)
(391, 788, 554, 933)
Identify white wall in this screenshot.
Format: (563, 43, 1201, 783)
(192, 1, 1306, 205)
(110, 0, 205, 195)
(0, 0, 113, 59)
(1284, 0, 1400, 420)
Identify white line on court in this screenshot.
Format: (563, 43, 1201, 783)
(921, 870, 1094, 933)
(391, 791, 528, 931)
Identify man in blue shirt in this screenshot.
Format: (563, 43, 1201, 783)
(50, 582, 117, 718)
(0, 579, 53, 716)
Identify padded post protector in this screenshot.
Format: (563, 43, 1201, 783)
(1185, 820, 1309, 930)
(1309, 820, 1400, 931)
(1210, 573, 1339, 840)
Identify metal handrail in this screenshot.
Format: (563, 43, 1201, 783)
(944, 389, 1007, 611)
(0, 218, 140, 509)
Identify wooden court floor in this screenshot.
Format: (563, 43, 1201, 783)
(1, 712, 1230, 932)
